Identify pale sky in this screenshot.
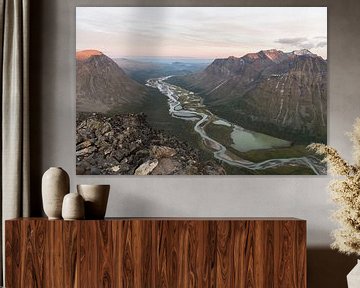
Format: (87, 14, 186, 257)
(76, 7, 327, 59)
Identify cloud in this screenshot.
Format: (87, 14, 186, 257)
(316, 41, 327, 48)
(77, 7, 327, 58)
(275, 37, 308, 45)
(300, 42, 315, 49)
(275, 37, 328, 50)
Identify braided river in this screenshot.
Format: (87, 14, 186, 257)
(146, 76, 326, 175)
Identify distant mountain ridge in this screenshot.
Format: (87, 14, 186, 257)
(76, 50, 148, 113)
(168, 49, 327, 143)
(114, 57, 209, 83)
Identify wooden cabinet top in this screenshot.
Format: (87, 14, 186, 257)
(6, 217, 305, 222)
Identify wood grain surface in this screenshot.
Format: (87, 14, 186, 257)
(5, 218, 306, 287)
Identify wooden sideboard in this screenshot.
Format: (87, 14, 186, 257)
(5, 218, 306, 287)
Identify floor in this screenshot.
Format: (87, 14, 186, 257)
(308, 248, 357, 287)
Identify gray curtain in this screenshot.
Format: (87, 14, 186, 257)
(0, 0, 30, 284)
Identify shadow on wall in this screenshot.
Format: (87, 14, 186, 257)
(29, 0, 47, 216)
(308, 248, 357, 288)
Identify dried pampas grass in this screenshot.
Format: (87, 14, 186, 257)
(308, 118, 360, 256)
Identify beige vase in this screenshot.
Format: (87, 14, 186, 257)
(77, 184, 110, 219)
(347, 259, 360, 288)
(42, 167, 70, 219)
(62, 192, 85, 220)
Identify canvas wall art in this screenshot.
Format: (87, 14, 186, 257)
(76, 7, 327, 175)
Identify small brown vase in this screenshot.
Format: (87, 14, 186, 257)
(77, 184, 110, 219)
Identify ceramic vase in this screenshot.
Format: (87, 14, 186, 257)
(42, 167, 70, 219)
(77, 184, 110, 219)
(347, 259, 360, 288)
(62, 192, 85, 220)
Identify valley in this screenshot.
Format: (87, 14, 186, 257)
(76, 48, 327, 175)
(146, 76, 326, 175)
(114, 57, 211, 84)
(168, 49, 327, 144)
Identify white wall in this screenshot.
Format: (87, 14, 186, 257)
(31, 0, 360, 247)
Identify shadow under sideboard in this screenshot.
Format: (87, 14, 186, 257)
(307, 248, 356, 288)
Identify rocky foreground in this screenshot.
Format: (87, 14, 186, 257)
(76, 113, 225, 175)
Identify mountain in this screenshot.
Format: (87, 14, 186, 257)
(76, 50, 148, 113)
(168, 49, 327, 143)
(114, 57, 209, 83)
(292, 48, 318, 56)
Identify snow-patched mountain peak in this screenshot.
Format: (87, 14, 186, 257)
(243, 49, 284, 61)
(291, 49, 316, 57)
(260, 49, 285, 61)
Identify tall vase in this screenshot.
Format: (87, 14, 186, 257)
(347, 260, 360, 288)
(42, 167, 70, 219)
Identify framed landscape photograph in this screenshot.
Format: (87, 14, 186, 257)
(76, 7, 327, 175)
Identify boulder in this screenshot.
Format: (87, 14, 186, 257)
(150, 145, 177, 159)
(151, 158, 181, 175)
(134, 159, 159, 175)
